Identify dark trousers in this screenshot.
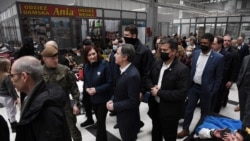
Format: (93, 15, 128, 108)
(92, 103, 108, 141)
(82, 94, 93, 121)
(183, 84, 213, 130)
(162, 118, 179, 141)
(213, 85, 228, 113)
(150, 100, 162, 141)
(238, 87, 250, 128)
(222, 87, 230, 106)
(0, 115, 9, 141)
(117, 109, 139, 141)
(150, 100, 178, 141)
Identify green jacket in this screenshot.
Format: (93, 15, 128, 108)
(43, 64, 80, 104)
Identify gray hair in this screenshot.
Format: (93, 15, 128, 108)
(119, 43, 135, 62)
(12, 56, 43, 82)
(189, 36, 197, 44)
(45, 40, 58, 48)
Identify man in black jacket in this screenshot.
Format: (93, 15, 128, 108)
(10, 56, 71, 141)
(123, 24, 154, 128)
(212, 36, 233, 113)
(237, 55, 250, 128)
(0, 114, 9, 141)
(145, 37, 190, 141)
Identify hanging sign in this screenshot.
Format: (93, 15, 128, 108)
(19, 3, 97, 18)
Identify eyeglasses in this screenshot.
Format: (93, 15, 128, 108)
(8, 73, 21, 78)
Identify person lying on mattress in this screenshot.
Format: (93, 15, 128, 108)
(198, 127, 250, 141)
(195, 116, 250, 141)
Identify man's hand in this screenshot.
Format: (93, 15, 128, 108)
(73, 105, 79, 115)
(106, 100, 114, 111)
(151, 85, 159, 96)
(86, 87, 96, 95)
(139, 92, 144, 101)
(225, 81, 233, 89)
(222, 132, 233, 141)
(213, 129, 223, 138)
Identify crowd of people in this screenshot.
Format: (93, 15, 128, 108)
(1, 24, 250, 141)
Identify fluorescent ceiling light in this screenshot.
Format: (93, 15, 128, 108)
(132, 8, 146, 11)
(160, 13, 174, 15)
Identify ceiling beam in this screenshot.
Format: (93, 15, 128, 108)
(130, 0, 211, 16)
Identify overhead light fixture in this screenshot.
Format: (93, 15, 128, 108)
(160, 13, 174, 15)
(132, 8, 146, 11)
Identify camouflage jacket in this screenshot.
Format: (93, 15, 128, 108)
(43, 64, 80, 104)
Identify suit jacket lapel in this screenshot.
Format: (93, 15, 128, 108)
(191, 50, 200, 78)
(203, 51, 214, 74)
(118, 64, 133, 81)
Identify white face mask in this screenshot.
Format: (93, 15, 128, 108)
(113, 45, 118, 51)
(186, 51, 192, 57)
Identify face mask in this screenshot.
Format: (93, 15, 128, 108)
(186, 42, 190, 46)
(124, 37, 137, 45)
(112, 45, 118, 51)
(200, 45, 210, 52)
(160, 52, 170, 62)
(186, 51, 192, 57)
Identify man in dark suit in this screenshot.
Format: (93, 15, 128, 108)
(212, 36, 232, 113)
(237, 36, 249, 63)
(145, 37, 190, 141)
(123, 24, 154, 128)
(177, 33, 224, 138)
(106, 44, 141, 141)
(222, 35, 240, 107)
(237, 55, 250, 128)
(237, 55, 250, 129)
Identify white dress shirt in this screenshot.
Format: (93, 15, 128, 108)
(120, 63, 131, 74)
(238, 43, 244, 50)
(155, 62, 171, 103)
(193, 50, 211, 85)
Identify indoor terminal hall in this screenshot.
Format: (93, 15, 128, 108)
(0, 0, 249, 141)
(0, 83, 241, 141)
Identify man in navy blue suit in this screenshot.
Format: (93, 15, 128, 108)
(177, 33, 224, 138)
(106, 43, 141, 141)
(123, 24, 154, 129)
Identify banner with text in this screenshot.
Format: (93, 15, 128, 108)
(19, 3, 97, 18)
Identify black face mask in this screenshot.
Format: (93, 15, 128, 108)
(200, 45, 210, 52)
(160, 52, 170, 62)
(124, 37, 137, 45)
